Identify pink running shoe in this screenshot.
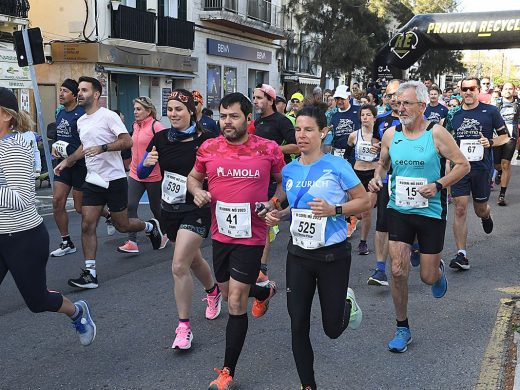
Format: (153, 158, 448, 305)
(117, 240, 139, 253)
(204, 290, 222, 320)
(171, 324, 193, 350)
(159, 234, 169, 250)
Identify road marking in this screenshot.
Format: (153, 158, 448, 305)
(475, 298, 514, 389)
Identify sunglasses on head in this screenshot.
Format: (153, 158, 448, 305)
(169, 91, 190, 103)
(461, 86, 478, 92)
(291, 98, 301, 103)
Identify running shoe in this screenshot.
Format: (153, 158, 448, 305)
(252, 281, 277, 318)
(358, 241, 369, 255)
(159, 234, 170, 250)
(367, 269, 388, 286)
(346, 287, 362, 330)
(481, 215, 493, 234)
(68, 269, 98, 289)
(50, 241, 77, 257)
(117, 240, 139, 253)
(431, 260, 447, 298)
(256, 270, 269, 287)
(449, 252, 470, 270)
(105, 217, 116, 236)
(388, 327, 412, 353)
(495, 172, 501, 186)
(171, 324, 193, 350)
(301, 387, 313, 390)
(72, 300, 96, 346)
(208, 367, 234, 390)
(204, 290, 222, 320)
(146, 218, 163, 249)
(410, 243, 420, 267)
(497, 195, 507, 206)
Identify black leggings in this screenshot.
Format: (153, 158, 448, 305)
(0, 223, 63, 313)
(286, 243, 352, 388)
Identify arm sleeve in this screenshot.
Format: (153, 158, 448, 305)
(136, 137, 157, 179)
(0, 145, 35, 210)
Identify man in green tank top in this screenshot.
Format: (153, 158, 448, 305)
(368, 81, 470, 353)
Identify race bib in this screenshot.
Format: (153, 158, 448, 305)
(161, 171, 187, 204)
(395, 176, 428, 208)
(290, 209, 327, 250)
(332, 148, 345, 158)
(216, 201, 252, 238)
(357, 140, 377, 162)
(460, 139, 484, 162)
(52, 140, 69, 158)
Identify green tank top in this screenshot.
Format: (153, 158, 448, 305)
(387, 122, 447, 220)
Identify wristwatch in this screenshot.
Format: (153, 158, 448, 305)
(335, 204, 343, 216)
(488, 139, 494, 147)
(434, 181, 443, 192)
(101, 144, 108, 152)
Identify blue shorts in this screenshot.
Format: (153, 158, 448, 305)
(53, 164, 87, 190)
(451, 168, 491, 203)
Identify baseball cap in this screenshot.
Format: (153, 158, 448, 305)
(275, 95, 287, 104)
(256, 84, 276, 101)
(0, 87, 19, 112)
(290, 92, 304, 102)
(333, 85, 351, 99)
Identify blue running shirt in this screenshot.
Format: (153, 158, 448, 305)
(283, 153, 361, 246)
(424, 104, 448, 124)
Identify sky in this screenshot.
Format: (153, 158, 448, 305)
(457, 0, 520, 65)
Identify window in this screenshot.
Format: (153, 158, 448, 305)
(178, 0, 187, 20)
(136, 0, 147, 11)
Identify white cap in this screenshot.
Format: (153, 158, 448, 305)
(333, 85, 351, 99)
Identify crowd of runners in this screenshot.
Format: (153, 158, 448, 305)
(0, 72, 518, 390)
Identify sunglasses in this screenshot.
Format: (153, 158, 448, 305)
(448, 104, 459, 108)
(169, 91, 190, 103)
(461, 86, 478, 92)
(481, 82, 490, 85)
(291, 99, 301, 103)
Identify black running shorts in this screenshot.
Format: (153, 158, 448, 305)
(493, 138, 516, 164)
(212, 240, 264, 285)
(81, 177, 128, 212)
(451, 168, 491, 203)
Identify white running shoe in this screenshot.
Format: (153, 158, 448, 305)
(50, 241, 77, 257)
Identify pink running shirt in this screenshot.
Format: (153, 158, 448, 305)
(193, 134, 285, 245)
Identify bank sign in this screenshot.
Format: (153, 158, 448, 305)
(207, 39, 272, 64)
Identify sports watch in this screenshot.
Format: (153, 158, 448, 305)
(335, 205, 343, 216)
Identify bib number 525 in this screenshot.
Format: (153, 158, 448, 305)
(297, 221, 316, 235)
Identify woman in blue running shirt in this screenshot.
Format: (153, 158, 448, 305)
(265, 105, 371, 390)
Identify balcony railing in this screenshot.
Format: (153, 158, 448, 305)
(111, 5, 156, 44)
(203, 0, 238, 13)
(158, 16, 194, 50)
(246, 0, 284, 29)
(0, 0, 30, 18)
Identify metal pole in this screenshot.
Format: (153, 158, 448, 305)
(22, 28, 54, 187)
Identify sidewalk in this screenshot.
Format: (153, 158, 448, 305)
(34, 183, 73, 215)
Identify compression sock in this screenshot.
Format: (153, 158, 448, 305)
(224, 313, 248, 377)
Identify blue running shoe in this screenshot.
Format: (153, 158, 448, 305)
(72, 300, 96, 346)
(410, 243, 420, 267)
(388, 327, 412, 353)
(367, 269, 388, 286)
(431, 260, 447, 298)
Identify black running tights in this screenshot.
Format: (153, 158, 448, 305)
(286, 249, 352, 388)
(0, 223, 63, 313)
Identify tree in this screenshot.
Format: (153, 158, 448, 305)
(412, 49, 466, 80)
(287, 0, 388, 87)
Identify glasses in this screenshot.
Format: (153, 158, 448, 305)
(291, 99, 301, 103)
(448, 104, 459, 108)
(481, 82, 490, 85)
(386, 93, 396, 98)
(461, 86, 478, 92)
(169, 91, 190, 103)
(396, 101, 421, 108)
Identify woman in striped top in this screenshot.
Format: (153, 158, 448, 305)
(0, 87, 96, 346)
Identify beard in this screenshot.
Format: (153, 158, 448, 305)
(222, 125, 247, 141)
(78, 95, 93, 109)
(399, 113, 417, 126)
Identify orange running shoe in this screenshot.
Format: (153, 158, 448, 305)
(208, 367, 234, 390)
(252, 281, 277, 318)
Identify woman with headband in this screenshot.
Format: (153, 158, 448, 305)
(0, 87, 96, 346)
(138, 89, 221, 350)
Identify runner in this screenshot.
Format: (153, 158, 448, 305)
(346, 104, 379, 255)
(493, 82, 519, 206)
(193, 90, 220, 137)
(368, 81, 470, 353)
(0, 87, 96, 346)
(424, 86, 448, 125)
(253, 84, 298, 290)
(448, 77, 509, 271)
(187, 92, 284, 390)
(139, 89, 222, 350)
(286, 92, 304, 125)
(50, 79, 114, 258)
(368, 79, 401, 286)
(54, 76, 163, 289)
(275, 95, 287, 114)
(265, 105, 368, 390)
(478, 77, 493, 104)
(117, 96, 168, 254)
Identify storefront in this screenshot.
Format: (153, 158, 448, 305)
(34, 42, 198, 131)
(193, 36, 278, 113)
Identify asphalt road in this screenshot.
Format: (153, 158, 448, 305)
(1, 169, 520, 390)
